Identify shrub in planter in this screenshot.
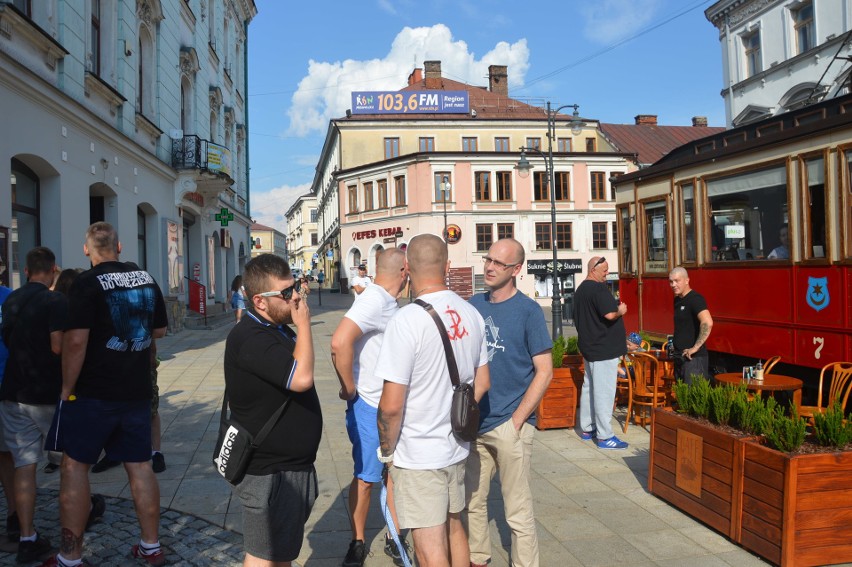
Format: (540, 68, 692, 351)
(812, 400, 852, 449)
(551, 336, 566, 368)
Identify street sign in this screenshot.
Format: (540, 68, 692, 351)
(525, 258, 583, 275)
(326, 250, 333, 259)
(383, 237, 396, 244)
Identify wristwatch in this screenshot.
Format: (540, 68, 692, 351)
(376, 447, 394, 464)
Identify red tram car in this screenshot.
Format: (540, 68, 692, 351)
(612, 93, 852, 394)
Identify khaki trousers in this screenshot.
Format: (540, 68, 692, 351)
(464, 420, 539, 567)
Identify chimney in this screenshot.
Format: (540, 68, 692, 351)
(488, 65, 508, 96)
(407, 67, 423, 86)
(692, 116, 708, 127)
(424, 60, 442, 89)
(634, 114, 658, 126)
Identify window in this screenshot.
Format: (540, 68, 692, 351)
(535, 223, 551, 250)
(10, 159, 40, 289)
(384, 138, 400, 159)
(497, 223, 514, 240)
(310, 208, 318, 223)
(586, 138, 597, 152)
(137, 26, 155, 117)
(557, 138, 572, 152)
(802, 156, 826, 259)
(90, 0, 101, 75)
(681, 183, 696, 262)
(592, 222, 607, 249)
(11, 0, 31, 17)
(590, 172, 606, 201)
(496, 171, 512, 201)
(137, 207, 147, 270)
(612, 221, 618, 250)
(394, 175, 406, 206)
(419, 137, 435, 152)
(794, 2, 814, 54)
(475, 172, 491, 201)
(363, 181, 374, 211)
(476, 224, 493, 252)
(534, 171, 548, 201)
(526, 138, 541, 151)
(555, 172, 570, 201)
(495, 137, 510, 152)
(619, 207, 632, 272)
(556, 222, 572, 249)
(348, 185, 358, 213)
(377, 179, 388, 209)
(707, 165, 788, 262)
(643, 200, 668, 272)
(462, 137, 478, 152)
(743, 31, 761, 78)
(845, 150, 852, 258)
(609, 172, 621, 200)
(434, 172, 452, 202)
(311, 233, 318, 246)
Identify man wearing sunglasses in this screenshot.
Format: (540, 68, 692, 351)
(574, 256, 629, 450)
(465, 238, 552, 567)
(223, 254, 321, 567)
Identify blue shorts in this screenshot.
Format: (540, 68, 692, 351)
(345, 396, 383, 483)
(52, 397, 152, 465)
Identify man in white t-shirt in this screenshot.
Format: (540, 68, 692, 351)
(350, 265, 371, 296)
(376, 234, 490, 567)
(331, 249, 409, 567)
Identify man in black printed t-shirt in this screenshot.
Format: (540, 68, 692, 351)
(669, 267, 713, 384)
(223, 253, 321, 566)
(44, 222, 168, 567)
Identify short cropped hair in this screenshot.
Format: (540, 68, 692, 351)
(86, 222, 119, 254)
(242, 254, 291, 299)
(26, 247, 56, 276)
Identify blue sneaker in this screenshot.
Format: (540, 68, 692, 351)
(597, 436, 629, 449)
(579, 429, 596, 440)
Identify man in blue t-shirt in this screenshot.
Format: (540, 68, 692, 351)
(466, 238, 552, 567)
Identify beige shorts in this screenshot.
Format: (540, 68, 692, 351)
(390, 460, 465, 529)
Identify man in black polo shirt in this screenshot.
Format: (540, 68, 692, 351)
(224, 254, 322, 566)
(669, 267, 713, 383)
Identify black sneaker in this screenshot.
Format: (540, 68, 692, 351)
(6, 512, 20, 540)
(86, 494, 106, 531)
(341, 539, 366, 567)
(384, 533, 412, 567)
(151, 452, 166, 473)
(91, 456, 121, 473)
(16, 534, 53, 563)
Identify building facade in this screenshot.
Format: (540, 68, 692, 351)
(0, 0, 256, 331)
(313, 61, 717, 305)
(249, 222, 286, 259)
(285, 194, 318, 275)
(706, 0, 852, 127)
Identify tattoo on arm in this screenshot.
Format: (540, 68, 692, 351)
(377, 407, 393, 456)
(695, 322, 711, 349)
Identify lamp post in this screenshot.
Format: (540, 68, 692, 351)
(441, 175, 451, 247)
(515, 102, 586, 341)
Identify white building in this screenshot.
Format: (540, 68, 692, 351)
(0, 0, 256, 331)
(706, 0, 852, 127)
(285, 194, 318, 275)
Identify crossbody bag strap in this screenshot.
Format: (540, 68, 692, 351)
(219, 388, 291, 449)
(414, 299, 461, 388)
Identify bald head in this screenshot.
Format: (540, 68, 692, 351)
(406, 234, 447, 278)
(669, 267, 688, 280)
(493, 238, 525, 265)
(376, 248, 405, 276)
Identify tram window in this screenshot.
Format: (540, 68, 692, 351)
(618, 207, 631, 272)
(681, 183, 696, 263)
(846, 151, 852, 258)
(707, 165, 787, 262)
(643, 200, 668, 272)
(803, 156, 826, 259)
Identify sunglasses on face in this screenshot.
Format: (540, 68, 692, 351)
(257, 279, 302, 300)
(483, 256, 518, 270)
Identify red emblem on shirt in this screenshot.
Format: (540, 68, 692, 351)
(446, 308, 469, 340)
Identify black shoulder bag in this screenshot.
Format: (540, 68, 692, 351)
(414, 299, 480, 442)
(213, 390, 290, 485)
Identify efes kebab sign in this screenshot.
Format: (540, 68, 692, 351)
(351, 91, 469, 114)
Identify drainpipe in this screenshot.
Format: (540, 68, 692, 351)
(243, 19, 251, 262)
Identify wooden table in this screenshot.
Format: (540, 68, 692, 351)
(714, 372, 803, 407)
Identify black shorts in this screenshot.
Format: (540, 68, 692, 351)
(54, 397, 152, 465)
(234, 468, 318, 562)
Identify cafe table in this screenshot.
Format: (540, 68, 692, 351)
(713, 372, 803, 407)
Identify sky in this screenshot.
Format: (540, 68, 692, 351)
(246, 0, 726, 233)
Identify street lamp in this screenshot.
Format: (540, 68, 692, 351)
(441, 175, 452, 247)
(515, 102, 586, 341)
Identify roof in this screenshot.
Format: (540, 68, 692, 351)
(599, 123, 725, 165)
(250, 223, 278, 232)
(340, 77, 587, 123)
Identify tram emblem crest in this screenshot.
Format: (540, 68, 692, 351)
(806, 276, 830, 312)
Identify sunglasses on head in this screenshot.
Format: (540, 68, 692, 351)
(257, 279, 302, 300)
(593, 257, 607, 268)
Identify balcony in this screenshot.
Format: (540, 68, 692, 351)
(172, 135, 235, 201)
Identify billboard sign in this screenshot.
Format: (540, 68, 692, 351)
(351, 91, 469, 114)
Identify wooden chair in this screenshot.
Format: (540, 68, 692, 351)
(614, 355, 630, 408)
(623, 352, 667, 433)
(639, 340, 651, 352)
(799, 362, 852, 425)
(763, 355, 782, 375)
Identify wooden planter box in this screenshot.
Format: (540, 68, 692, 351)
(535, 366, 576, 430)
(740, 440, 852, 567)
(649, 408, 750, 539)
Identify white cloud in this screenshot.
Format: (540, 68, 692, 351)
(287, 24, 530, 136)
(578, 0, 663, 44)
(249, 183, 312, 234)
(377, 0, 397, 15)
